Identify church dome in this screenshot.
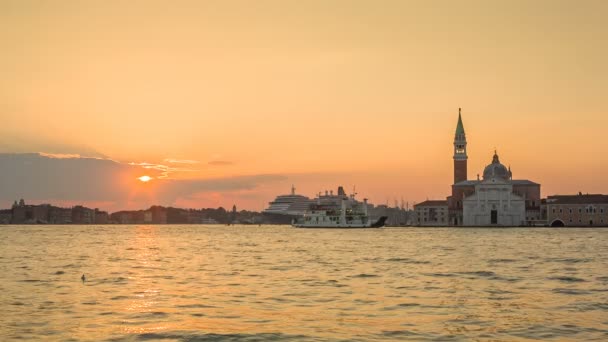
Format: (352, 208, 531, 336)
(483, 151, 511, 181)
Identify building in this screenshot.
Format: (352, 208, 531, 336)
(446, 109, 541, 226)
(462, 153, 526, 226)
(546, 194, 608, 227)
(49, 206, 72, 224)
(72, 205, 95, 224)
(94, 209, 109, 224)
(150, 206, 167, 224)
(143, 210, 153, 223)
(10, 200, 51, 224)
(0, 209, 12, 224)
(414, 200, 449, 226)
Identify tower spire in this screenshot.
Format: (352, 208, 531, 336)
(455, 108, 465, 136)
(453, 108, 468, 184)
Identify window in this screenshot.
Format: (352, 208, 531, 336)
(569, 218, 572, 223)
(552, 208, 556, 213)
(559, 209, 563, 213)
(601, 208, 605, 214)
(569, 209, 573, 214)
(579, 208, 582, 213)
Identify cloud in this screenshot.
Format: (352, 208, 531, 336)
(0, 153, 157, 202)
(0, 153, 284, 211)
(163, 158, 200, 164)
(0, 135, 108, 159)
(156, 174, 286, 201)
(208, 160, 233, 166)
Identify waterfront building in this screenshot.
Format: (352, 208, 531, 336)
(49, 206, 72, 224)
(462, 153, 526, 226)
(11, 200, 51, 224)
(72, 205, 95, 224)
(414, 200, 449, 226)
(446, 109, 541, 226)
(94, 209, 109, 224)
(546, 194, 608, 227)
(187, 210, 203, 224)
(150, 206, 168, 224)
(0, 209, 12, 224)
(144, 210, 153, 223)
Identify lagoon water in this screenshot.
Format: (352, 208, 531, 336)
(1, 225, 608, 341)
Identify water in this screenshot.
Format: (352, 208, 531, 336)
(1, 225, 607, 341)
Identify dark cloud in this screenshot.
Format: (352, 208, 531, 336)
(0, 153, 152, 202)
(0, 153, 284, 209)
(155, 174, 286, 202)
(0, 135, 108, 159)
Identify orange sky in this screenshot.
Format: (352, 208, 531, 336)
(1, 1, 607, 211)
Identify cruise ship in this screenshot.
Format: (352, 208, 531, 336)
(262, 186, 314, 224)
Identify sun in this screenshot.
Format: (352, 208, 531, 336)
(138, 175, 152, 182)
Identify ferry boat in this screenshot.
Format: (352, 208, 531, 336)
(292, 198, 387, 229)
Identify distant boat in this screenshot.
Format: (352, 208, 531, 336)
(292, 198, 387, 229)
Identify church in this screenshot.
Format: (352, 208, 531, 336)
(445, 109, 541, 226)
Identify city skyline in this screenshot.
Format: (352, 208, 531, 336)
(1, 1, 607, 211)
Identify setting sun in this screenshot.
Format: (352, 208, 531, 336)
(138, 175, 152, 182)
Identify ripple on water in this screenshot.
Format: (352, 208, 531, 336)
(127, 311, 169, 319)
(488, 258, 518, 263)
(505, 324, 583, 340)
(176, 304, 218, 309)
(552, 288, 591, 295)
(561, 302, 608, 312)
(548, 276, 587, 283)
(458, 271, 496, 277)
(111, 332, 313, 341)
(352, 273, 379, 278)
(424, 272, 456, 278)
(547, 257, 594, 264)
(386, 258, 431, 264)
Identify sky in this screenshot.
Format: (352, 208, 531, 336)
(1, 0, 607, 211)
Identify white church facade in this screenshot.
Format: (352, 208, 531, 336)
(463, 152, 526, 226)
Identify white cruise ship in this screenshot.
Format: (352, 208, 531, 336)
(262, 186, 314, 224)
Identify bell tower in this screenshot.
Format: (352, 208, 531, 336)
(453, 108, 468, 184)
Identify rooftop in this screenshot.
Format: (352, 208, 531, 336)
(547, 194, 608, 204)
(454, 179, 539, 187)
(414, 200, 448, 208)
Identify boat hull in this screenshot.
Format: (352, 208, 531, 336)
(262, 212, 301, 225)
(292, 216, 388, 229)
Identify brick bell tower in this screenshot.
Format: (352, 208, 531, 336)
(453, 108, 468, 184)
